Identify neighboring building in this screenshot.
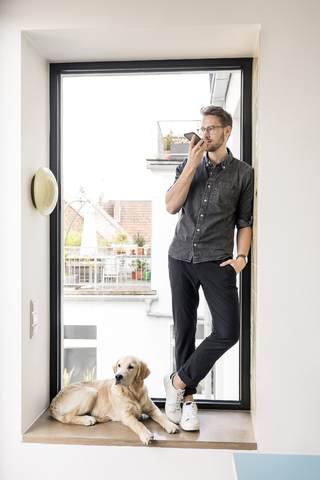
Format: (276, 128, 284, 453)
(101, 199, 152, 243)
(64, 193, 137, 245)
(64, 192, 152, 245)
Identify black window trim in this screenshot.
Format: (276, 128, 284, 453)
(50, 57, 253, 410)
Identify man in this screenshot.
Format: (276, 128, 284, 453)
(164, 106, 254, 431)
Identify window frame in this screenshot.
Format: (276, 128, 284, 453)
(50, 58, 253, 409)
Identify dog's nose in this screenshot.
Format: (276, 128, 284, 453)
(115, 374, 123, 383)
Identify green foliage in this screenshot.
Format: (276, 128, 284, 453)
(97, 238, 112, 246)
(129, 258, 147, 269)
(64, 229, 82, 246)
(133, 232, 145, 247)
(84, 258, 94, 270)
(63, 366, 74, 387)
(163, 129, 174, 151)
(84, 365, 96, 381)
(114, 232, 129, 244)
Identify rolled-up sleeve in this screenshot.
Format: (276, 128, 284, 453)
(236, 167, 254, 229)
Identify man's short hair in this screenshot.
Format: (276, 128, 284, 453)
(200, 106, 233, 128)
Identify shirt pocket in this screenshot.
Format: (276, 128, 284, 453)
(212, 181, 236, 206)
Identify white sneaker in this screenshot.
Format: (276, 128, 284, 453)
(180, 402, 200, 431)
(163, 373, 184, 424)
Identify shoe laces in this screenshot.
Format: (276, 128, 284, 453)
(184, 402, 197, 420)
(169, 388, 184, 412)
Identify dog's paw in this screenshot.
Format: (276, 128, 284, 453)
(140, 429, 154, 445)
(83, 416, 97, 426)
(164, 421, 180, 434)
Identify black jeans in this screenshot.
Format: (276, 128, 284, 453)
(169, 255, 240, 397)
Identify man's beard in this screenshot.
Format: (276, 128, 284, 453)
(206, 131, 226, 152)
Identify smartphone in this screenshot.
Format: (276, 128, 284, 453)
(184, 132, 201, 145)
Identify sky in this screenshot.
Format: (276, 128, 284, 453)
(62, 73, 214, 202)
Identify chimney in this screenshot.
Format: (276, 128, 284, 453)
(114, 200, 121, 222)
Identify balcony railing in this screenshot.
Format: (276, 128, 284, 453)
(64, 245, 152, 292)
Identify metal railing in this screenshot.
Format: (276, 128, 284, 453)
(64, 245, 152, 291)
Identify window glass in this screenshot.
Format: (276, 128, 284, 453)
(61, 71, 242, 401)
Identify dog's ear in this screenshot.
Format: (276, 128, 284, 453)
(113, 361, 119, 374)
(136, 361, 151, 383)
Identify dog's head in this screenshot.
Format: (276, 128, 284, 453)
(113, 355, 150, 387)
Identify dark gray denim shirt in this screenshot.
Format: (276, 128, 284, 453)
(168, 150, 254, 263)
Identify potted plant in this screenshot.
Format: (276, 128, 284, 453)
(163, 129, 174, 159)
(133, 232, 145, 255)
(129, 258, 147, 280)
(114, 232, 129, 254)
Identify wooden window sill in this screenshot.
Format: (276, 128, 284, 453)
(23, 408, 257, 450)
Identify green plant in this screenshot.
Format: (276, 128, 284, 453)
(84, 365, 96, 381)
(84, 257, 94, 270)
(63, 366, 75, 387)
(133, 232, 145, 247)
(129, 258, 147, 269)
(163, 129, 174, 151)
(97, 238, 112, 247)
(64, 229, 82, 246)
(114, 232, 129, 244)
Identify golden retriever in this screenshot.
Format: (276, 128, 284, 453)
(50, 355, 179, 444)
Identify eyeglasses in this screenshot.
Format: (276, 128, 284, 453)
(198, 125, 225, 135)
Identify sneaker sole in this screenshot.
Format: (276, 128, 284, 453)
(180, 423, 200, 431)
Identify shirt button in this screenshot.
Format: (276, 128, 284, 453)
(200, 214, 203, 217)
(197, 229, 200, 232)
(204, 199, 207, 202)
(194, 243, 197, 246)
(208, 185, 211, 188)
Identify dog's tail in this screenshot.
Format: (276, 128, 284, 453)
(50, 401, 63, 422)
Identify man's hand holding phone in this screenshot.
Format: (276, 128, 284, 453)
(166, 132, 206, 214)
(184, 131, 207, 170)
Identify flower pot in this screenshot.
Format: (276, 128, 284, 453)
(136, 268, 145, 280)
(137, 248, 144, 255)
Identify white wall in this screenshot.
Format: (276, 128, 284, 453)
(1, 0, 320, 479)
(21, 33, 50, 433)
(257, 13, 320, 451)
